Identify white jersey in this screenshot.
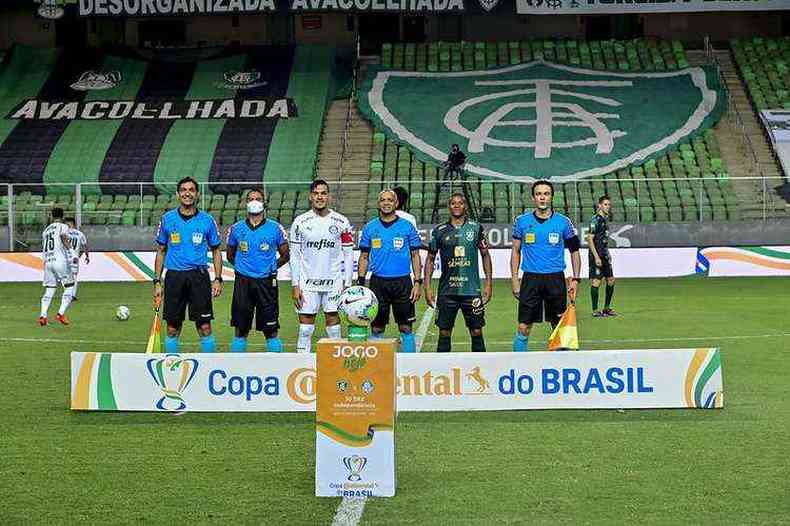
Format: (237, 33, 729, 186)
(68, 228, 87, 257)
(42, 222, 71, 264)
(396, 209, 417, 228)
(289, 209, 353, 292)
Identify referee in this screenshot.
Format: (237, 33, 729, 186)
(153, 176, 223, 354)
(357, 189, 423, 353)
(510, 180, 581, 352)
(226, 188, 290, 353)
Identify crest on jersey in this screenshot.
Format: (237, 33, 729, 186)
(393, 237, 404, 250)
(218, 71, 268, 90)
(192, 232, 203, 245)
(329, 225, 340, 236)
(71, 70, 122, 91)
(360, 61, 724, 182)
(548, 232, 560, 245)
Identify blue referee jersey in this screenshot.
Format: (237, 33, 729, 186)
(512, 212, 577, 274)
(156, 209, 220, 271)
(359, 217, 421, 278)
(227, 218, 287, 278)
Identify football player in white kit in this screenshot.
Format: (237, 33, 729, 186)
(289, 180, 354, 353)
(39, 208, 78, 326)
(65, 217, 89, 301)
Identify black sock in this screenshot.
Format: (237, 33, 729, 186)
(437, 335, 451, 353)
(471, 334, 486, 352)
(591, 285, 600, 310)
(605, 283, 615, 309)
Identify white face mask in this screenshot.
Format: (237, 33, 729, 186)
(247, 200, 264, 214)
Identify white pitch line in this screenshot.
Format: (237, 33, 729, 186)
(331, 497, 367, 526)
(414, 307, 435, 352)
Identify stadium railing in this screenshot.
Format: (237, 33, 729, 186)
(2, 176, 787, 251)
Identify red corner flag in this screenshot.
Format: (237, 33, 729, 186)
(548, 304, 579, 351)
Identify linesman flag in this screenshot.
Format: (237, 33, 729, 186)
(146, 298, 162, 354)
(548, 304, 578, 351)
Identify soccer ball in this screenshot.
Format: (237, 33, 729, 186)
(115, 305, 130, 321)
(338, 286, 378, 327)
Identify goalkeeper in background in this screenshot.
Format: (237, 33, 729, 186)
(424, 194, 492, 352)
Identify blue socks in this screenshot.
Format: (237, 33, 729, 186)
(230, 336, 247, 353)
(400, 332, 416, 353)
(164, 336, 179, 354)
(513, 333, 529, 352)
(200, 335, 216, 353)
(267, 337, 283, 353)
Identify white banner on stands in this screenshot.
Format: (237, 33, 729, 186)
(71, 349, 723, 413)
(516, 0, 790, 15)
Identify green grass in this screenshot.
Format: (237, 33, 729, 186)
(2, 278, 789, 524)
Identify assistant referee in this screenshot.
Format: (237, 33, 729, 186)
(510, 180, 581, 352)
(153, 176, 224, 353)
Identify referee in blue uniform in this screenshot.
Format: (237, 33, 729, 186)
(357, 189, 423, 353)
(510, 180, 581, 352)
(153, 176, 224, 353)
(226, 188, 290, 353)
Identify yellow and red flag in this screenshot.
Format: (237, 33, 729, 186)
(146, 298, 162, 354)
(548, 304, 579, 351)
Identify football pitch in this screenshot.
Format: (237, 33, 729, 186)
(2, 277, 789, 524)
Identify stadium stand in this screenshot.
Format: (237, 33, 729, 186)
(0, 45, 337, 227)
(363, 39, 736, 223)
(731, 37, 790, 111)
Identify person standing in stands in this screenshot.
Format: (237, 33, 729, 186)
(357, 189, 423, 352)
(392, 186, 418, 228)
(153, 177, 223, 353)
(587, 195, 617, 317)
(226, 188, 290, 353)
(443, 144, 466, 181)
(510, 180, 581, 352)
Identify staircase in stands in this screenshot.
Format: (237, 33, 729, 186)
(701, 49, 789, 219)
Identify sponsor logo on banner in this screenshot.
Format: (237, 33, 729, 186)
(515, 0, 789, 14)
(217, 71, 267, 90)
(477, 0, 500, 11)
(146, 355, 199, 411)
(36, 0, 66, 19)
(288, 367, 316, 404)
(343, 455, 368, 481)
(71, 70, 122, 91)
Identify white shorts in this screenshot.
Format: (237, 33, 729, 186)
(298, 287, 343, 315)
(43, 259, 74, 288)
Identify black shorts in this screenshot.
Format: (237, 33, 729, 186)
(589, 255, 614, 279)
(369, 275, 416, 328)
(436, 295, 485, 331)
(231, 273, 280, 334)
(517, 272, 567, 326)
(163, 269, 213, 325)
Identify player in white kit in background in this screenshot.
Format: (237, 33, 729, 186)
(65, 218, 89, 301)
(289, 180, 354, 353)
(39, 207, 78, 326)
